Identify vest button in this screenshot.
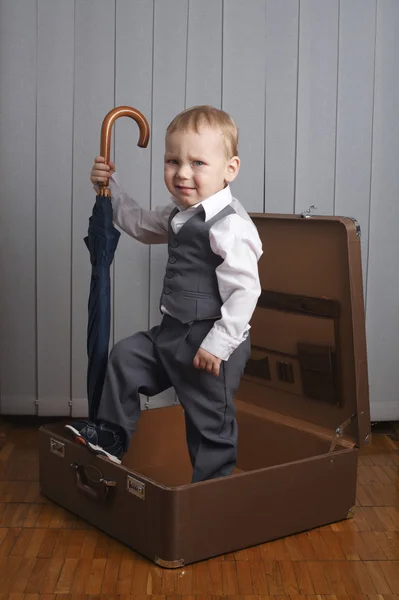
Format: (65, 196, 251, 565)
(166, 270, 174, 278)
(164, 287, 171, 295)
(171, 239, 179, 248)
(169, 256, 177, 264)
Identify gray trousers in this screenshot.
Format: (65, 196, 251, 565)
(97, 314, 251, 482)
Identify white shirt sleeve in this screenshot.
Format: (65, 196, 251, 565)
(108, 175, 173, 244)
(199, 213, 263, 361)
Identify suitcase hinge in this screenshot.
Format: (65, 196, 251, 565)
(329, 412, 356, 452)
(68, 400, 73, 417)
(34, 400, 39, 416)
(347, 216, 361, 237)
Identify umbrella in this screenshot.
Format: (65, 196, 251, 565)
(85, 106, 150, 421)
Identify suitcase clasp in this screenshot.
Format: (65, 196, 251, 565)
(50, 438, 65, 458)
(127, 475, 145, 500)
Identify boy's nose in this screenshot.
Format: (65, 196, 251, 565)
(176, 164, 191, 179)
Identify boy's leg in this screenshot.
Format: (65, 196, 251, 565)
(66, 325, 172, 462)
(183, 411, 201, 469)
(97, 326, 172, 446)
(156, 317, 251, 482)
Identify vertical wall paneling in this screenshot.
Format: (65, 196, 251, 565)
(185, 0, 223, 108)
(295, 0, 339, 216)
(71, 0, 116, 417)
(148, 0, 188, 407)
(222, 0, 266, 212)
(36, 0, 74, 415)
(264, 0, 299, 214)
(366, 0, 399, 421)
(0, 1, 37, 414)
(1, 0, 399, 421)
(334, 0, 376, 287)
(114, 0, 154, 345)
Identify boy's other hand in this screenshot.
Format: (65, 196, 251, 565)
(90, 155, 116, 186)
(193, 348, 222, 377)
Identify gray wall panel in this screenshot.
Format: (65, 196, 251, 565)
(36, 0, 74, 415)
(334, 0, 376, 287)
(0, 1, 37, 414)
(264, 0, 299, 214)
(366, 0, 399, 420)
(222, 0, 266, 212)
(185, 0, 223, 108)
(71, 0, 116, 415)
(114, 0, 153, 344)
(295, 0, 339, 215)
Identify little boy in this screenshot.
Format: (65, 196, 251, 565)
(66, 105, 262, 483)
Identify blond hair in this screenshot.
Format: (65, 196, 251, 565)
(166, 105, 238, 158)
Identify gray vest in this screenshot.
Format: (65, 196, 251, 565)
(160, 203, 236, 323)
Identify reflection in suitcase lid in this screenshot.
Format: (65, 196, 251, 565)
(238, 212, 370, 448)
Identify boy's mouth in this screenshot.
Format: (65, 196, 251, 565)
(176, 185, 195, 193)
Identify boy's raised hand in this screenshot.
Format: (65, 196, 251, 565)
(193, 348, 222, 377)
(90, 155, 116, 186)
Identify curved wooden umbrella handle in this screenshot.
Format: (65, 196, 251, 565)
(99, 105, 150, 196)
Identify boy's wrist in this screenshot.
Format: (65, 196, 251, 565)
(200, 327, 240, 361)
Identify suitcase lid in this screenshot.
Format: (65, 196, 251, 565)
(238, 212, 370, 448)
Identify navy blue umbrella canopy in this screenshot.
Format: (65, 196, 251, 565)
(85, 106, 150, 421)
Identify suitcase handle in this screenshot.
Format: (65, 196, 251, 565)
(71, 462, 116, 503)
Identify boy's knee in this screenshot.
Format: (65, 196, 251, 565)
(109, 337, 132, 364)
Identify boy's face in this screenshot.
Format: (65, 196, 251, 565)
(164, 125, 240, 208)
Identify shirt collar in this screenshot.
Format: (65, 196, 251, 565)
(172, 185, 232, 221)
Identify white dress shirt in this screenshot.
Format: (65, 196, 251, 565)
(109, 176, 263, 360)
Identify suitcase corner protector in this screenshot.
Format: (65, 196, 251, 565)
(155, 556, 184, 569)
(346, 506, 355, 519)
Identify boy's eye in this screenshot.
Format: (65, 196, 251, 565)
(166, 159, 178, 165)
(193, 160, 204, 166)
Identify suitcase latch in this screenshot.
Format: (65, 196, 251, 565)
(50, 438, 65, 458)
(127, 475, 145, 500)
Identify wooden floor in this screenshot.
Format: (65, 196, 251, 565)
(0, 418, 398, 600)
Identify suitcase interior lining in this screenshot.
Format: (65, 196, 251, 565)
(121, 402, 351, 487)
(243, 216, 361, 441)
(45, 399, 350, 489)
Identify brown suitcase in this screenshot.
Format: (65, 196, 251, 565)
(39, 211, 370, 568)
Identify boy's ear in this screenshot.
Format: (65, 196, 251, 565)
(225, 156, 240, 183)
